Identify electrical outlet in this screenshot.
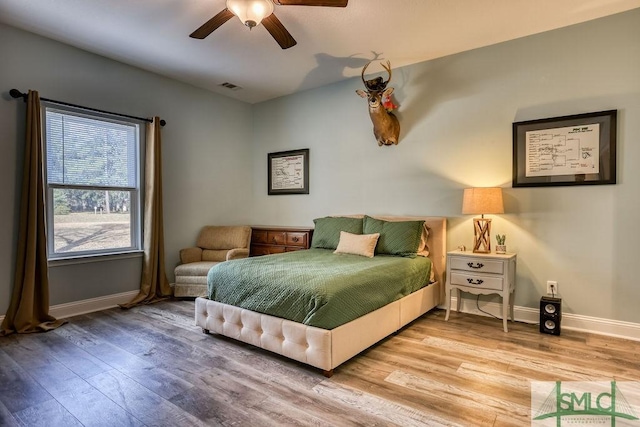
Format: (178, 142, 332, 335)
(547, 280, 558, 295)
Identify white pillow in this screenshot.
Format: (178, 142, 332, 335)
(333, 231, 380, 258)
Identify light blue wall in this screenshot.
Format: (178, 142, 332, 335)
(251, 10, 640, 322)
(0, 24, 253, 312)
(2, 10, 639, 324)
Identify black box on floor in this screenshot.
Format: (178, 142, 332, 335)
(540, 296, 562, 335)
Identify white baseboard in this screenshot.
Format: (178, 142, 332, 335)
(0, 290, 139, 324)
(49, 290, 139, 320)
(3, 293, 640, 342)
(440, 296, 640, 342)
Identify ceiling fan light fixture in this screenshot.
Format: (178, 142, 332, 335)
(226, 0, 274, 28)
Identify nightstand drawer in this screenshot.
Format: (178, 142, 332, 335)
(450, 257, 504, 274)
(450, 272, 503, 291)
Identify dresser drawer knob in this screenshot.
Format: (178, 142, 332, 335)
(466, 278, 484, 285)
(467, 262, 484, 269)
(292, 236, 299, 242)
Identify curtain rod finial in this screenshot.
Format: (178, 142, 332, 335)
(9, 89, 26, 100)
(160, 119, 166, 127)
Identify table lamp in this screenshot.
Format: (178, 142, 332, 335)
(462, 187, 504, 253)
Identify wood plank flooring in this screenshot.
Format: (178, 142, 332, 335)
(1, 300, 640, 426)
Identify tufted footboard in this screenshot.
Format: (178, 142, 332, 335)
(195, 297, 333, 370)
(194, 281, 440, 375)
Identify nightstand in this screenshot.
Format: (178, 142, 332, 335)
(444, 250, 517, 332)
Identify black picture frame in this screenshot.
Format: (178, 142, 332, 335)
(512, 110, 617, 187)
(268, 149, 309, 195)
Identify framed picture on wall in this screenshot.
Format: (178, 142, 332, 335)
(268, 149, 309, 195)
(512, 110, 617, 187)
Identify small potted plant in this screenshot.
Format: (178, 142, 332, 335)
(495, 234, 506, 254)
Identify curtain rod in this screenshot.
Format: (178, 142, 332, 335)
(9, 89, 166, 127)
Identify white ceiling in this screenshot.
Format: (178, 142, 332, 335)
(1, 0, 639, 104)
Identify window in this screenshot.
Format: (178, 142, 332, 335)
(43, 104, 143, 259)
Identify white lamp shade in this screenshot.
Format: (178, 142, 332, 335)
(226, 0, 274, 27)
(462, 187, 504, 215)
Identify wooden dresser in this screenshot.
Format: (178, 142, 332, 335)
(250, 226, 313, 256)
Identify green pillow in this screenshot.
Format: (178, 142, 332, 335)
(362, 216, 424, 257)
(311, 217, 364, 249)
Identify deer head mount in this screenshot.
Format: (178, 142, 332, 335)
(356, 60, 400, 146)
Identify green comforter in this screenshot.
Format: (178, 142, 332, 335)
(206, 248, 432, 329)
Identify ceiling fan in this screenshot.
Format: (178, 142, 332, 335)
(190, 0, 348, 49)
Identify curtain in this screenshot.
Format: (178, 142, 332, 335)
(120, 117, 172, 308)
(1, 90, 66, 335)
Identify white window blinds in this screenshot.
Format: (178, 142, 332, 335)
(45, 110, 138, 188)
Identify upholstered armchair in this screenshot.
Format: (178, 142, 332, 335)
(173, 225, 252, 297)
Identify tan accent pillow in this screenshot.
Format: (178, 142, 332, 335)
(334, 231, 380, 258)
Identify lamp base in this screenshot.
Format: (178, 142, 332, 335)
(472, 217, 492, 253)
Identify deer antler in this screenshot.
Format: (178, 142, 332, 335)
(361, 61, 371, 85)
(360, 61, 392, 91)
(381, 60, 392, 85)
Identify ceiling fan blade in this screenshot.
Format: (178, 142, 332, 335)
(190, 8, 235, 39)
(273, 0, 348, 6)
(262, 14, 297, 49)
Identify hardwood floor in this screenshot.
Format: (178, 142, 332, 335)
(1, 300, 640, 426)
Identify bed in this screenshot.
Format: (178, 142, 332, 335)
(195, 215, 446, 376)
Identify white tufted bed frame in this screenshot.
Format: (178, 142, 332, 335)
(195, 216, 446, 377)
